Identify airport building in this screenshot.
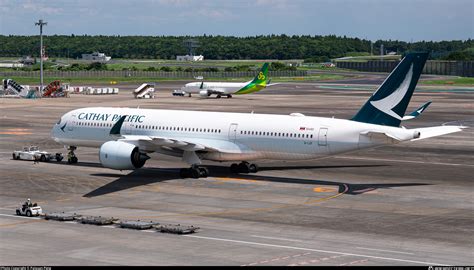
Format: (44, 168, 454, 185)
(81, 52, 111, 62)
(176, 55, 204, 61)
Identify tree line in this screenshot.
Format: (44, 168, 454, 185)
(0, 35, 472, 61)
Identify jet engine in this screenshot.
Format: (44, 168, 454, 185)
(99, 141, 150, 170)
(199, 90, 210, 97)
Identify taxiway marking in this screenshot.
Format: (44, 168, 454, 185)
(305, 184, 348, 204)
(251, 235, 303, 242)
(184, 235, 448, 266)
(313, 187, 337, 193)
(356, 246, 414, 255)
(215, 177, 258, 183)
(0, 219, 44, 228)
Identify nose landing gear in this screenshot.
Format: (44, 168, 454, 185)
(67, 146, 78, 164)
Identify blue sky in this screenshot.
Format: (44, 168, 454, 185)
(0, 0, 472, 41)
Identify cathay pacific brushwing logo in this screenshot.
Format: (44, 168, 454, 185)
(60, 123, 67, 132)
(370, 64, 414, 120)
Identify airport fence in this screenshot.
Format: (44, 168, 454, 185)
(0, 70, 307, 79)
(335, 60, 474, 77)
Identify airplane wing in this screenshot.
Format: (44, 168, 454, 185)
(118, 135, 246, 154)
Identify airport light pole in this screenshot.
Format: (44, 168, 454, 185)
(35, 19, 47, 94)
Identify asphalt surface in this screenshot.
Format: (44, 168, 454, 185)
(0, 76, 473, 266)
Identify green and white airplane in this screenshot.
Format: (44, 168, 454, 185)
(175, 63, 272, 98)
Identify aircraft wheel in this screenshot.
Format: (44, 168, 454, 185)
(230, 163, 239, 173)
(227, 94, 232, 98)
(249, 164, 258, 173)
(190, 168, 200, 179)
(238, 162, 250, 174)
(216, 95, 221, 99)
(199, 167, 209, 178)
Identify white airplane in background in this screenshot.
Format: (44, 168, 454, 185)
(52, 53, 465, 178)
(175, 63, 271, 98)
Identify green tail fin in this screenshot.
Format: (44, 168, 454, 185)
(251, 63, 269, 85)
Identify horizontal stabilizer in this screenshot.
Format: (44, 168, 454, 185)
(360, 130, 402, 141)
(410, 125, 466, 141)
(402, 101, 432, 121)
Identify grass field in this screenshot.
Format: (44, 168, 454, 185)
(8, 74, 347, 85)
(421, 77, 474, 86)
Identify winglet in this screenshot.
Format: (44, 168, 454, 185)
(402, 101, 432, 121)
(110, 115, 127, 135)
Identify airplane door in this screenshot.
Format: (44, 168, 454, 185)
(68, 114, 76, 131)
(228, 123, 238, 141)
(318, 128, 328, 146)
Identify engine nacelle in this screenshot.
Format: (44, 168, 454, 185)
(199, 90, 210, 97)
(99, 141, 149, 170)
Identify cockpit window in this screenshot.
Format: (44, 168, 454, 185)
(56, 118, 62, 125)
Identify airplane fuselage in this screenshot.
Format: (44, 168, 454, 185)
(52, 107, 418, 162)
(181, 81, 250, 95)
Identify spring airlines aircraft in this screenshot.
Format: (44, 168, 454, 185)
(52, 53, 465, 178)
(177, 63, 271, 98)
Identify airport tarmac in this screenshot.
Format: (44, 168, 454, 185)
(0, 79, 473, 266)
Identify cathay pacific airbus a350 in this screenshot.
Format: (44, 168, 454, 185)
(52, 53, 465, 178)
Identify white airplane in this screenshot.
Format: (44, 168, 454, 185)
(176, 63, 270, 98)
(51, 53, 465, 178)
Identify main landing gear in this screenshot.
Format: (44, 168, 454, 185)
(67, 146, 78, 164)
(215, 94, 232, 99)
(180, 165, 209, 179)
(230, 161, 258, 174)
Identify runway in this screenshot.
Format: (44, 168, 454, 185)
(0, 76, 472, 265)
